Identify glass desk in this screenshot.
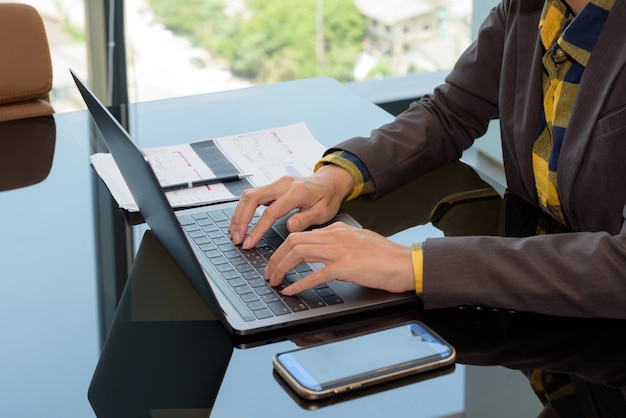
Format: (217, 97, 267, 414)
(1, 78, 624, 417)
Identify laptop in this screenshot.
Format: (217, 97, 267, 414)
(71, 69, 418, 335)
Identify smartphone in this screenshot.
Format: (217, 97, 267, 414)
(272, 321, 456, 400)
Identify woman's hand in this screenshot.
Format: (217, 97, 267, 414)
(265, 222, 416, 295)
(228, 164, 354, 249)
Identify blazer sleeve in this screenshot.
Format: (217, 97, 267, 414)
(333, 0, 626, 319)
(330, 1, 509, 198)
(422, 204, 626, 319)
(421, 0, 626, 319)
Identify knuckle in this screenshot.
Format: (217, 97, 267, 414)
(284, 231, 304, 245)
(239, 188, 257, 201)
(261, 204, 282, 219)
(291, 243, 307, 258)
(275, 176, 298, 191)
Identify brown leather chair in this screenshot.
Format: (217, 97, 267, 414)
(0, 2, 54, 121)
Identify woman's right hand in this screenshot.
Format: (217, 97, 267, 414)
(228, 164, 355, 249)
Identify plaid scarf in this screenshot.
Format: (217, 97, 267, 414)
(533, 0, 615, 225)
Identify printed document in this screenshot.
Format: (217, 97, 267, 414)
(90, 122, 326, 212)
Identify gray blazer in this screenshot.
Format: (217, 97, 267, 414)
(333, 0, 626, 318)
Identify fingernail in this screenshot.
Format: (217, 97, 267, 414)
(242, 237, 251, 249)
(232, 231, 241, 244)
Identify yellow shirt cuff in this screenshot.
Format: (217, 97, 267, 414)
(411, 243, 424, 295)
(314, 152, 371, 201)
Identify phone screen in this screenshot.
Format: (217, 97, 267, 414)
(274, 322, 455, 396)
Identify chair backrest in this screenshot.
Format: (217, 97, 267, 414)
(0, 3, 54, 121)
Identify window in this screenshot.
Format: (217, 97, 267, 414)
(126, 0, 473, 101)
(22, 0, 494, 111)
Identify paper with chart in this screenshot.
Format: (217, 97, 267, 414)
(90, 122, 326, 212)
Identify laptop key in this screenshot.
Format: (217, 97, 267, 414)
(267, 301, 291, 316)
(208, 210, 228, 222)
(254, 286, 275, 296)
(222, 206, 235, 219)
(222, 249, 240, 258)
(247, 278, 268, 288)
(240, 293, 260, 303)
(322, 295, 344, 305)
(236, 263, 254, 273)
(233, 284, 253, 295)
(241, 270, 260, 281)
(222, 270, 240, 280)
(196, 218, 214, 226)
(215, 263, 235, 273)
(214, 237, 231, 246)
(209, 255, 228, 266)
(183, 224, 201, 232)
(193, 236, 211, 245)
(256, 245, 275, 258)
(299, 289, 326, 309)
(216, 221, 230, 231)
(249, 258, 267, 269)
(284, 272, 300, 284)
(273, 222, 289, 238)
(229, 257, 248, 267)
(203, 249, 221, 258)
(246, 300, 267, 311)
(261, 293, 281, 303)
(207, 230, 223, 239)
(242, 249, 263, 260)
(226, 277, 246, 287)
(295, 263, 313, 274)
(266, 237, 283, 248)
(253, 308, 274, 320)
(282, 295, 309, 312)
(177, 215, 195, 225)
(201, 222, 219, 232)
(314, 287, 336, 298)
(198, 243, 216, 252)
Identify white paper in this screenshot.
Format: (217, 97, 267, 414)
(89, 122, 326, 212)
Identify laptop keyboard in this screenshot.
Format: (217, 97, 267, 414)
(178, 207, 344, 322)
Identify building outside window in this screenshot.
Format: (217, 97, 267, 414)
(356, 0, 470, 76)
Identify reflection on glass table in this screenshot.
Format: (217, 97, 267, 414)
(0, 115, 56, 191)
(88, 160, 626, 417)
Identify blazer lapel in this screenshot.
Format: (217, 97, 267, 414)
(557, 1, 626, 226)
(502, 2, 545, 204)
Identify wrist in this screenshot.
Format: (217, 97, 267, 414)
(315, 164, 355, 201)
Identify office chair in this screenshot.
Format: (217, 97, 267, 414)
(0, 2, 54, 121)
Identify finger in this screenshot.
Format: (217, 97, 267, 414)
(285, 207, 335, 234)
(230, 182, 286, 245)
(242, 194, 306, 249)
(266, 232, 336, 285)
(313, 221, 348, 232)
(281, 266, 338, 296)
(229, 190, 263, 245)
